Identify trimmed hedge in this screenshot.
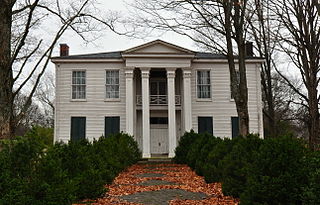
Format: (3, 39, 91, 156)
(0, 132, 141, 205)
(174, 131, 319, 204)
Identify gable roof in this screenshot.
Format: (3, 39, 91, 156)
(123, 39, 194, 54)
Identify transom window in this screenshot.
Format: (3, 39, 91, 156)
(106, 70, 119, 98)
(72, 71, 86, 99)
(197, 70, 211, 99)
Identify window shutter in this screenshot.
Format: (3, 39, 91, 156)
(71, 117, 86, 141)
(231, 117, 240, 139)
(105, 117, 120, 137)
(198, 117, 213, 135)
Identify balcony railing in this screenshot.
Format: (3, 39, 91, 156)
(136, 95, 181, 105)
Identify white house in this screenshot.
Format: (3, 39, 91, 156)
(51, 40, 264, 158)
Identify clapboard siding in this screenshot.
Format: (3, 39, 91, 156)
(190, 62, 262, 138)
(54, 57, 263, 143)
(55, 62, 126, 142)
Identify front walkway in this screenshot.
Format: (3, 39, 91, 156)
(80, 163, 238, 205)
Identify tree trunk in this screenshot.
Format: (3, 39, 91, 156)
(307, 78, 320, 149)
(237, 40, 250, 136)
(224, 1, 250, 136)
(0, 1, 15, 139)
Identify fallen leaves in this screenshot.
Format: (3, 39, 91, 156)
(74, 163, 239, 205)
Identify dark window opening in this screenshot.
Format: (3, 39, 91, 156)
(198, 117, 213, 135)
(231, 117, 240, 139)
(150, 117, 168, 124)
(105, 116, 120, 137)
(150, 70, 166, 78)
(71, 117, 86, 141)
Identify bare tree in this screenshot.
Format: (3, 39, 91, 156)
(246, 0, 283, 137)
(0, 0, 121, 138)
(35, 70, 55, 115)
(270, 0, 320, 148)
(129, 0, 255, 135)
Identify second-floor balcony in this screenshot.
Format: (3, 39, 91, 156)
(136, 95, 181, 106)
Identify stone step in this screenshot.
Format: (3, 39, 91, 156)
(137, 157, 173, 164)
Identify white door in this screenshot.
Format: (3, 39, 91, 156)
(150, 117, 168, 154)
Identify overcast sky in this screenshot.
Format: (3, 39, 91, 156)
(55, 0, 196, 56)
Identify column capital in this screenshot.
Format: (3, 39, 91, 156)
(140, 68, 150, 78)
(183, 70, 192, 78)
(166, 69, 176, 78)
(125, 69, 134, 78)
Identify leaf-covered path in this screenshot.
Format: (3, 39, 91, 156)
(76, 163, 238, 205)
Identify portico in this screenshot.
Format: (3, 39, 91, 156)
(125, 67, 193, 158)
(122, 40, 195, 158)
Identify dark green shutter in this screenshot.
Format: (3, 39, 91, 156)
(71, 117, 86, 141)
(231, 117, 239, 139)
(105, 117, 120, 137)
(198, 117, 213, 135)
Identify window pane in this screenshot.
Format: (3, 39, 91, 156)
(72, 71, 86, 99)
(197, 70, 211, 99)
(106, 70, 119, 98)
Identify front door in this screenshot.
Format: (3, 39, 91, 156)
(150, 117, 168, 154)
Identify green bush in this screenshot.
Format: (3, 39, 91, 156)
(169, 130, 320, 204)
(218, 134, 263, 198)
(194, 136, 222, 176)
(240, 136, 308, 205)
(0, 132, 141, 205)
(301, 151, 320, 205)
(25, 126, 54, 148)
(0, 135, 46, 205)
(202, 138, 234, 183)
(187, 133, 214, 170)
(174, 130, 199, 164)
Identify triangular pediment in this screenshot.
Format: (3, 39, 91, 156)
(123, 39, 194, 54)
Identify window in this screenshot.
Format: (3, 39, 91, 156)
(198, 117, 213, 135)
(106, 70, 119, 98)
(150, 117, 168, 124)
(231, 117, 240, 139)
(105, 116, 120, 137)
(197, 70, 211, 99)
(72, 71, 86, 99)
(71, 117, 86, 141)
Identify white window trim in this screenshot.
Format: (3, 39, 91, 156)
(195, 69, 212, 102)
(105, 69, 121, 102)
(70, 70, 87, 102)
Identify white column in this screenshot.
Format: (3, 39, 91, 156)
(183, 69, 192, 131)
(141, 68, 151, 158)
(125, 68, 134, 136)
(167, 69, 176, 158)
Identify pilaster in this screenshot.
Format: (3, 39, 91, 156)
(183, 69, 192, 131)
(125, 68, 134, 135)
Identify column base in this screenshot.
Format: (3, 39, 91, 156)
(142, 153, 151, 158)
(168, 152, 175, 158)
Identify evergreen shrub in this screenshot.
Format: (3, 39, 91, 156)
(240, 136, 308, 204)
(174, 130, 199, 164)
(219, 134, 263, 197)
(0, 131, 141, 205)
